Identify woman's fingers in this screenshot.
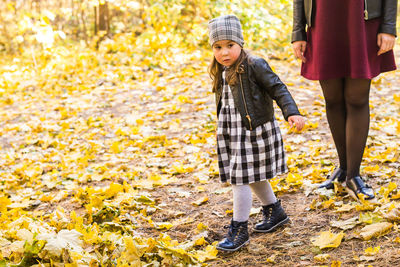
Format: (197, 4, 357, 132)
(377, 33, 395, 56)
(293, 41, 307, 63)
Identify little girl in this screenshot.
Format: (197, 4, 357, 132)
(208, 15, 305, 252)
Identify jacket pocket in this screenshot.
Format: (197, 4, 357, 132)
(364, 0, 382, 20)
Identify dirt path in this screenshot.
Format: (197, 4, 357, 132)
(138, 50, 400, 266)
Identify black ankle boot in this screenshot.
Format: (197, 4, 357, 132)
(253, 200, 289, 233)
(216, 220, 249, 252)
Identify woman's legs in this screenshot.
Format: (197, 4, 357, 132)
(320, 77, 373, 198)
(343, 78, 371, 178)
(319, 79, 347, 170)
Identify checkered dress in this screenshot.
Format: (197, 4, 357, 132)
(217, 72, 287, 185)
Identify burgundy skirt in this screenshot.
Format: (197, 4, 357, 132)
(301, 0, 396, 80)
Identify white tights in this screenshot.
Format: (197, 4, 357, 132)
(232, 180, 277, 222)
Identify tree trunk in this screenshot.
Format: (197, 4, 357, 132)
(98, 1, 109, 33)
(95, 1, 110, 49)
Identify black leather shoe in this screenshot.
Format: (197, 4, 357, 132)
(253, 200, 289, 233)
(346, 176, 375, 200)
(216, 220, 249, 252)
(318, 168, 346, 189)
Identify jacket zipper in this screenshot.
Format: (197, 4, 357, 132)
(364, 0, 368, 20)
(239, 73, 252, 130)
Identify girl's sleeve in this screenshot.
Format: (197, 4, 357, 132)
(252, 57, 301, 121)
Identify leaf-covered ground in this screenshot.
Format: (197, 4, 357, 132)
(0, 42, 400, 266)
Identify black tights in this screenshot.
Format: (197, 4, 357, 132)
(319, 78, 371, 179)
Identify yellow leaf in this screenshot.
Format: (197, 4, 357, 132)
(173, 164, 194, 174)
(359, 212, 383, 224)
(286, 172, 303, 186)
(192, 196, 208, 206)
(321, 199, 335, 210)
(331, 261, 341, 267)
(194, 245, 218, 263)
(194, 236, 207, 246)
(266, 253, 277, 263)
(335, 203, 355, 213)
(364, 246, 380, 256)
(154, 222, 173, 230)
(359, 222, 393, 240)
(177, 95, 193, 104)
(355, 198, 377, 211)
(311, 230, 344, 249)
(0, 197, 11, 213)
(363, 165, 380, 173)
(121, 236, 141, 264)
(197, 222, 208, 232)
(110, 141, 123, 153)
(104, 182, 124, 199)
(314, 253, 330, 263)
(391, 192, 400, 200)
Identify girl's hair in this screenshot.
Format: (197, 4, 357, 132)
(208, 49, 249, 93)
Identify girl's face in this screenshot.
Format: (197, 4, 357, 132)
(212, 40, 242, 67)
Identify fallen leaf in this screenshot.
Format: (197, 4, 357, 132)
(314, 253, 330, 263)
(359, 255, 376, 262)
(335, 203, 355, 213)
(331, 260, 341, 267)
(359, 222, 393, 241)
(364, 246, 380, 256)
(250, 207, 262, 216)
(194, 245, 218, 262)
(121, 236, 141, 265)
(266, 253, 277, 263)
(359, 212, 383, 224)
(37, 229, 83, 257)
(331, 217, 360, 230)
(154, 222, 173, 230)
(383, 208, 400, 222)
(192, 196, 208, 206)
(311, 230, 344, 249)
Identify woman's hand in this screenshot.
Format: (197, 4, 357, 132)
(377, 33, 396, 56)
(288, 115, 305, 132)
(292, 41, 307, 63)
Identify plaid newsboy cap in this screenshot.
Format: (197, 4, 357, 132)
(208, 15, 244, 47)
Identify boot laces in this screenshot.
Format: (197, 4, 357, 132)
(263, 206, 274, 223)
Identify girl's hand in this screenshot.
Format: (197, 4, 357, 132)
(377, 33, 395, 56)
(288, 115, 305, 132)
(292, 41, 307, 63)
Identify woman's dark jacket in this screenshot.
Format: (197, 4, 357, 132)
(292, 0, 398, 42)
(215, 55, 301, 131)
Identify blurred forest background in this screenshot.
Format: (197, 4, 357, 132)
(0, 0, 292, 53)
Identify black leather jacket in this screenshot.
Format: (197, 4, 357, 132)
(292, 0, 398, 42)
(215, 55, 301, 131)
